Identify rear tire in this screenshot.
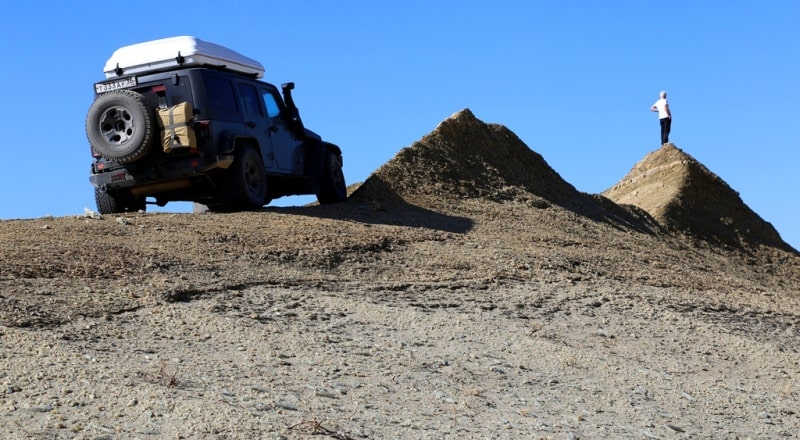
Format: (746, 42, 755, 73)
(95, 188, 146, 214)
(211, 145, 268, 211)
(316, 147, 347, 204)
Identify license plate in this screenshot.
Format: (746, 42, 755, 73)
(95, 77, 137, 93)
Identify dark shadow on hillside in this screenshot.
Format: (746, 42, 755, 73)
(587, 194, 668, 236)
(264, 176, 473, 234)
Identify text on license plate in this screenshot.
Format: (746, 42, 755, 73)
(95, 77, 137, 94)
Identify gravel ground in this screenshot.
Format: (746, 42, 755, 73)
(2, 203, 798, 440)
(2, 110, 799, 439)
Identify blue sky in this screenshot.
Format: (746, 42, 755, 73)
(1, 1, 798, 250)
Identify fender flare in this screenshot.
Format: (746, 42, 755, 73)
(218, 130, 258, 155)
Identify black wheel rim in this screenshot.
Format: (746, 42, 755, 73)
(240, 151, 267, 207)
(244, 157, 263, 195)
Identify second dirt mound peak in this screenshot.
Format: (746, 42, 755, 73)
(603, 143, 790, 251)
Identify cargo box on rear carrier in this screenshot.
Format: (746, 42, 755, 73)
(102, 35, 265, 79)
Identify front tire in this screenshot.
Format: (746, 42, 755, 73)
(316, 147, 347, 204)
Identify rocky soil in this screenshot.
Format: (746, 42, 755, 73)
(2, 110, 799, 439)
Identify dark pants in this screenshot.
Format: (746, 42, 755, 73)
(660, 117, 671, 144)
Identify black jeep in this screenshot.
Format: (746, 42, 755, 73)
(86, 37, 346, 213)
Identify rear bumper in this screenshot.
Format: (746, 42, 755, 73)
(90, 155, 234, 192)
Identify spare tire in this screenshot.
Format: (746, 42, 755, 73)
(86, 90, 156, 163)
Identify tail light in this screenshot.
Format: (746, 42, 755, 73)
(196, 120, 211, 138)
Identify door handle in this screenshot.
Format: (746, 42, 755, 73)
(246, 121, 257, 129)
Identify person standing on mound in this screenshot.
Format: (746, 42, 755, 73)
(650, 90, 672, 145)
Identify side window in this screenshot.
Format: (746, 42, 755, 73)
(204, 76, 238, 113)
(261, 89, 282, 119)
(238, 83, 262, 115)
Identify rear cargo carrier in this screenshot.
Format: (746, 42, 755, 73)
(158, 102, 197, 153)
(103, 36, 265, 79)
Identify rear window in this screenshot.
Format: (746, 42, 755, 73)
(205, 76, 239, 113)
(238, 84, 262, 115)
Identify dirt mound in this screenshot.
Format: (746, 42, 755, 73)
(603, 143, 793, 252)
(348, 111, 791, 254)
(350, 109, 583, 208)
(349, 109, 664, 236)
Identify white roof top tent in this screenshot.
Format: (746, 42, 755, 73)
(103, 36, 265, 79)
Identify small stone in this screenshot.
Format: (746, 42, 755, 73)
(315, 389, 339, 399)
(665, 423, 685, 433)
(274, 402, 297, 411)
(6, 385, 21, 394)
(83, 207, 102, 219)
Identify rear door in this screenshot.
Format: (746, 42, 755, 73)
(236, 82, 275, 169)
(260, 86, 304, 174)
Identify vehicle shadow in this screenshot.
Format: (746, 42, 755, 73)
(265, 176, 473, 234)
